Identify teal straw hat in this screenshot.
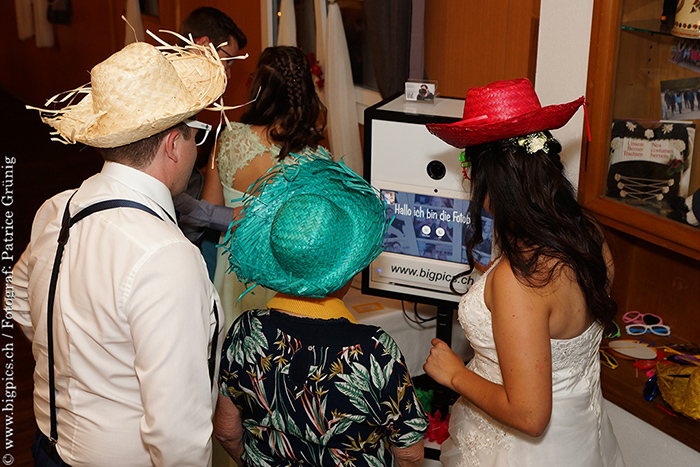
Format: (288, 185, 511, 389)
(223, 150, 388, 297)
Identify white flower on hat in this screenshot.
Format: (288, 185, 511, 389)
(512, 132, 549, 154)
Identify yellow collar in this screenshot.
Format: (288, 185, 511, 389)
(267, 293, 357, 323)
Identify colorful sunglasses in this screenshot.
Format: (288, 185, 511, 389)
(604, 321, 620, 339)
(622, 311, 664, 326)
(643, 375, 659, 401)
(622, 311, 670, 336)
(626, 323, 671, 337)
(599, 349, 618, 370)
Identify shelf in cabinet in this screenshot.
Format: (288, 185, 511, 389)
(585, 196, 700, 262)
(621, 19, 674, 36)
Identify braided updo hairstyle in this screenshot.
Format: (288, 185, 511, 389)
(241, 46, 327, 161)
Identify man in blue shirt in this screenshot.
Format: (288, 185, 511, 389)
(173, 7, 248, 278)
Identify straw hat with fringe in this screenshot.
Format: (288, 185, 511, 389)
(222, 150, 388, 298)
(29, 38, 227, 148)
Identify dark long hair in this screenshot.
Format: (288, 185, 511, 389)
(463, 132, 616, 326)
(241, 46, 326, 160)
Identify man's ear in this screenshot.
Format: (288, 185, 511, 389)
(163, 129, 181, 163)
(195, 36, 212, 47)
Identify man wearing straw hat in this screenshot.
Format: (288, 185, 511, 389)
(13, 39, 227, 466)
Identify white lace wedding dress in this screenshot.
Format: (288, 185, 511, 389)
(213, 122, 329, 329)
(440, 258, 626, 467)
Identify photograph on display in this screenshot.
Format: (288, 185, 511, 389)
(404, 82, 436, 102)
(669, 39, 700, 75)
(660, 76, 700, 120)
(607, 118, 695, 213)
(381, 190, 493, 266)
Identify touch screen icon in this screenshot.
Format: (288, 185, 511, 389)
(421, 225, 431, 236)
(436, 227, 445, 237)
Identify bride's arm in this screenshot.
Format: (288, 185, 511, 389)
(424, 260, 553, 437)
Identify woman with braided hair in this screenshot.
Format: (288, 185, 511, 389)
(202, 45, 328, 328)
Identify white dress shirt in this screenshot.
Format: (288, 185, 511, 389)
(13, 162, 224, 466)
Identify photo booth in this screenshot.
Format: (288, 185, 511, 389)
(362, 94, 494, 344)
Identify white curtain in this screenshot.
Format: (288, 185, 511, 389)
(14, 0, 34, 40)
(277, 0, 297, 46)
(410, 0, 425, 80)
(124, 0, 145, 45)
(14, 0, 54, 47)
(33, 0, 54, 47)
(313, 0, 327, 105)
(323, 2, 363, 175)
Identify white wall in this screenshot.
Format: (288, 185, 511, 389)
(535, 0, 594, 187)
(605, 400, 700, 465)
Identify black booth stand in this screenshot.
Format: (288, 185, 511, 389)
(432, 301, 457, 414)
(361, 93, 477, 460)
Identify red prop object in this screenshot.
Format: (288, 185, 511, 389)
(425, 411, 451, 444)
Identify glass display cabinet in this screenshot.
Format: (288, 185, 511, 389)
(581, 0, 700, 450)
(581, 0, 700, 261)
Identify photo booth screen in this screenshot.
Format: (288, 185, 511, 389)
(362, 95, 495, 305)
(376, 189, 493, 300)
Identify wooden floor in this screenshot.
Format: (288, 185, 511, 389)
(1, 86, 103, 465)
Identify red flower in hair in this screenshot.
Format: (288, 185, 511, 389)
(307, 53, 324, 90)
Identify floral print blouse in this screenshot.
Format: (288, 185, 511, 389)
(219, 308, 429, 466)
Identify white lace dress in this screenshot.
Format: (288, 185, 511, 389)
(441, 258, 626, 467)
(213, 122, 329, 330)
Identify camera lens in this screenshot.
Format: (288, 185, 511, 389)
(427, 160, 446, 180)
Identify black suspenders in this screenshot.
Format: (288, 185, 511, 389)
(46, 194, 219, 446)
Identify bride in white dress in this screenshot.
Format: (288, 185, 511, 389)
(423, 78, 626, 467)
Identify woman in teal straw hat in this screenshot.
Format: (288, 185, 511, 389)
(214, 152, 429, 467)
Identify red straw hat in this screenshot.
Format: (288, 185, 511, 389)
(426, 78, 584, 148)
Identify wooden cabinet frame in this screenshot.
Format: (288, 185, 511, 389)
(579, 0, 700, 261)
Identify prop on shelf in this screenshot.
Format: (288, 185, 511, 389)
(415, 387, 434, 414)
(637, 343, 700, 419)
(667, 187, 700, 227)
(672, 0, 700, 39)
(607, 120, 694, 211)
(599, 349, 619, 370)
(622, 310, 672, 337)
(607, 339, 658, 360)
(655, 360, 700, 420)
(425, 411, 450, 444)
